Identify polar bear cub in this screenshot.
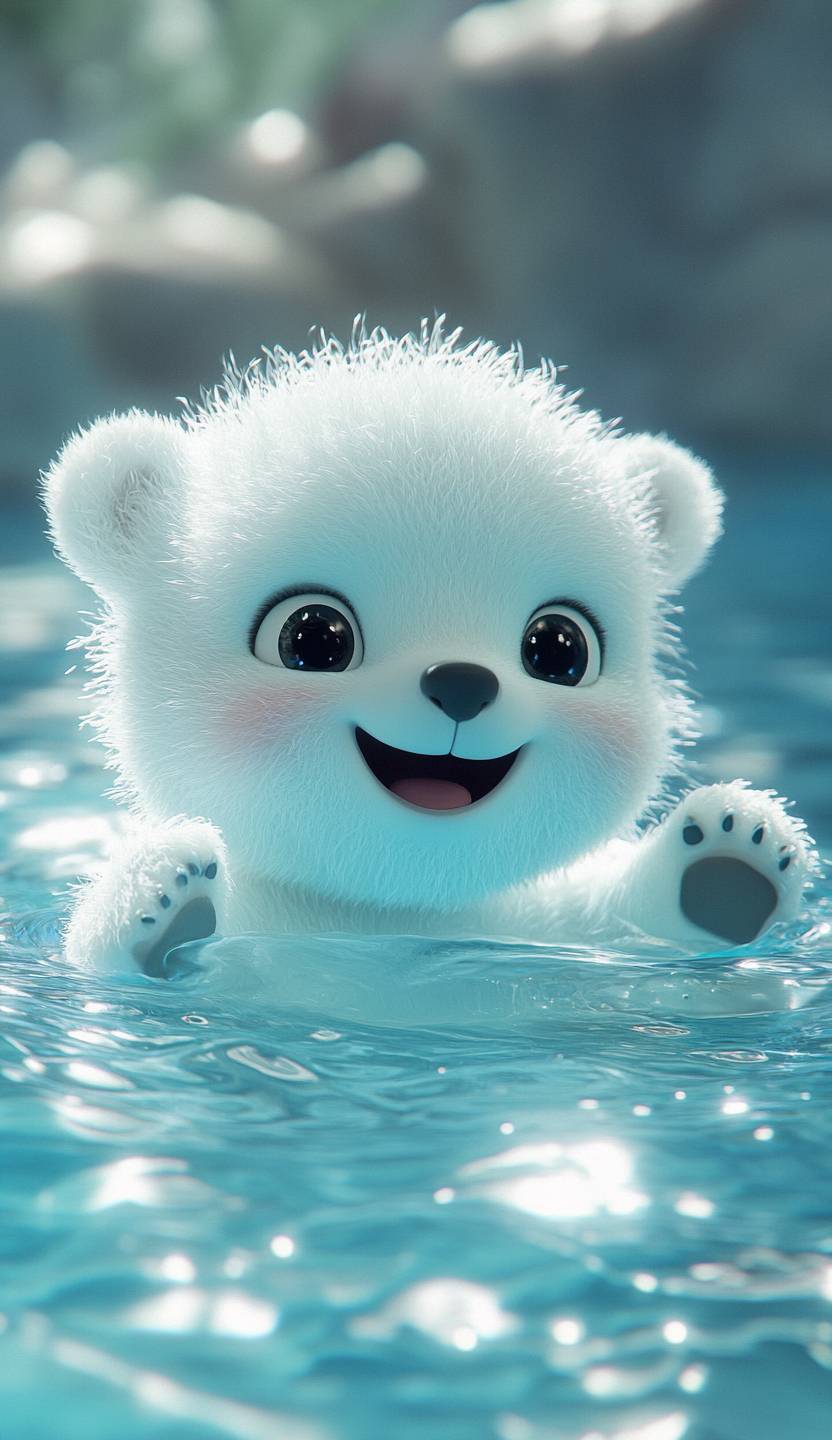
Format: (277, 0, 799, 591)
(43, 325, 814, 972)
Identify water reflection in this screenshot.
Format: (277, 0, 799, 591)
(126, 1287, 277, 1338)
(351, 1276, 517, 1349)
(48, 1335, 323, 1440)
(38, 1155, 222, 1212)
(461, 1139, 647, 1221)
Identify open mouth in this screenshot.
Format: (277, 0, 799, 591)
(355, 726, 522, 811)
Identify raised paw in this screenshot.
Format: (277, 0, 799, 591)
(671, 783, 812, 945)
(130, 855, 221, 975)
(63, 818, 227, 972)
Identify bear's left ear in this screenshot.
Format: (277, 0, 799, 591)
(618, 433, 723, 591)
(42, 410, 186, 601)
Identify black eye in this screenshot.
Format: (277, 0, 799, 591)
(252, 592, 363, 671)
(521, 605, 602, 687)
(279, 604, 354, 670)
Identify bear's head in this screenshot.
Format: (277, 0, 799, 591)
(43, 325, 722, 914)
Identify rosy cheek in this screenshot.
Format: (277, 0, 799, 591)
(572, 700, 651, 770)
(219, 686, 331, 748)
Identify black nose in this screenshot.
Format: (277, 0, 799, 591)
(420, 662, 499, 722)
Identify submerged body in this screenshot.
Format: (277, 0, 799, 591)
(43, 325, 814, 970)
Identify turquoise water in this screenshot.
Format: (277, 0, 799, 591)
(0, 468, 831, 1440)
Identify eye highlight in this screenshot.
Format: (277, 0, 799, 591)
(251, 591, 363, 672)
(521, 602, 603, 687)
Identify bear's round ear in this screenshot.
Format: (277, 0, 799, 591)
(42, 410, 186, 599)
(618, 432, 723, 591)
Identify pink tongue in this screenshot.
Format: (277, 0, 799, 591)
(390, 777, 473, 810)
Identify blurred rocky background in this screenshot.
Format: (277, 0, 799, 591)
(2, 0, 832, 514)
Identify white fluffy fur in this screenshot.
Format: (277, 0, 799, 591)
(618, 432, 723, 590)
(43, 322, 814, 970)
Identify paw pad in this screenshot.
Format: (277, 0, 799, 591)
(131, 856, 219, 976)
(675, 795, 805, 946)
(681, 857, 777, 946)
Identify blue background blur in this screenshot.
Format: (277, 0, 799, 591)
(2, 0, 832, 502)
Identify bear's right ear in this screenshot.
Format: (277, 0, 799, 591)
(42, 411, 186, 599)
(616, 432, 723, 592)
